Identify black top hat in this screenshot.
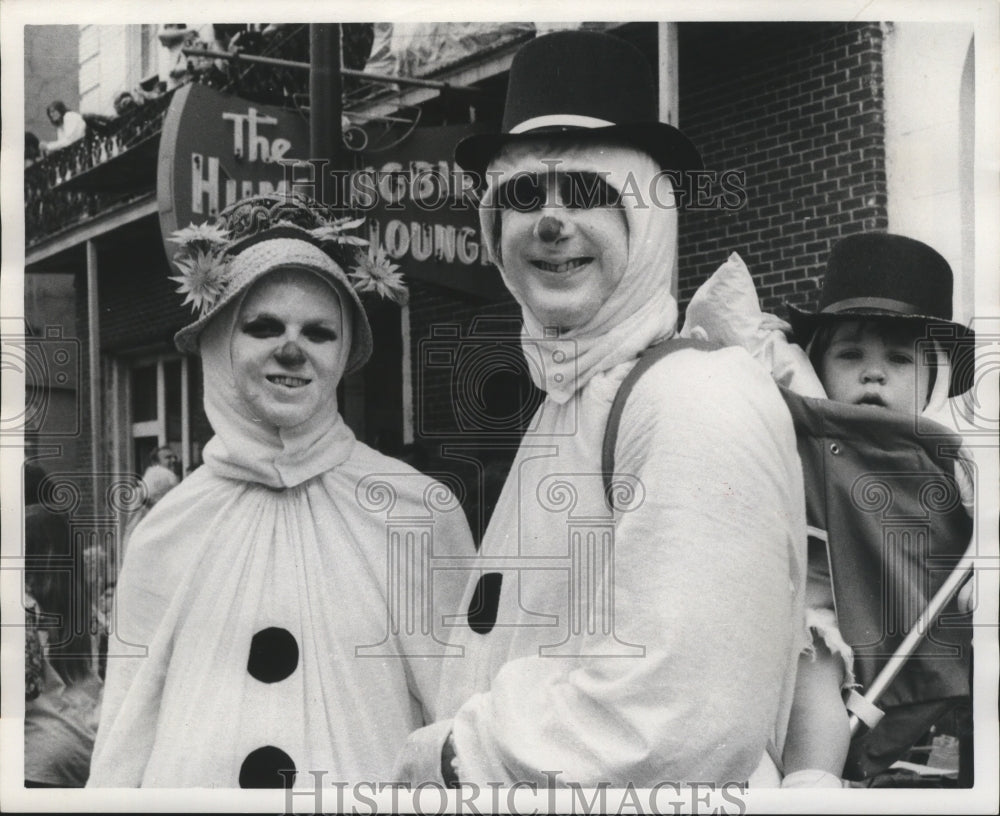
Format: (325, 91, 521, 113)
(455, 30, 703, 176)
(788, 232, 975, 396)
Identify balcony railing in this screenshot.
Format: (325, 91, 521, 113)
(26, 90, 176, 247)
(24, 25, 315, 249)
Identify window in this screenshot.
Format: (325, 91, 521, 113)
(126, 354, 193, 479)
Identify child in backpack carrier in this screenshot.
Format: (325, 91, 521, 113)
(682, 232, 976, 788)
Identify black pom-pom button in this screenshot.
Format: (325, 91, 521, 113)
(239, 745, 296, 788)
(467, 572, 503, 635)
(247, 627, 299, 683)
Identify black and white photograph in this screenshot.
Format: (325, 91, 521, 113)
(2, 1, 998, 813)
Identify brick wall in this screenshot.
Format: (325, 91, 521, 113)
(678, 21, 889, 319)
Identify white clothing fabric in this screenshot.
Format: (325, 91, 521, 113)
(89, 453, 473, 787)
(89, 268, 475, 787)
(44, 110, 86, 152)
(680, 253, 826, 399)
(435, 347, 807, 786)
(141, 464, 178, 503)
(395, 146, 807, 787)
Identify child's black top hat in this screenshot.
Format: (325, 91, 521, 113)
(788, 232, 975, 396)
(454, 30, 703, 176)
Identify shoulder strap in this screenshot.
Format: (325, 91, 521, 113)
(602, 337, 718, 508)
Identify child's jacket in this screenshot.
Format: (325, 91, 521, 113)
(781, 387, 972, 779)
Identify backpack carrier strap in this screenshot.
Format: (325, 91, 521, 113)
(600, 335, 785, 777)
(601, 337, 718, 508)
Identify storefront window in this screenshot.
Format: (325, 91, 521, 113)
(126, 355, 191, 479)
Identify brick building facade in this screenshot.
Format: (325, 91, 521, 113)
(677, 22, 888, 313)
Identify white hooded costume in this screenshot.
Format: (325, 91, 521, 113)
(394, 144, 808, 787)
(89, 263, 474, 788)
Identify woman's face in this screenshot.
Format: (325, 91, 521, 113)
(496, 158, 629, 333)
(231, 269, 347, 429)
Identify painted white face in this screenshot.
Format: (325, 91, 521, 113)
(230, 269, 347, 429)
(497, 166, 629, 333)
(819, 321, 931, 414)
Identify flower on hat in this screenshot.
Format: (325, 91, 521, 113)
(309, 217, 369, 247)
(168, 193, 409, 317)
(350, 245, 408, 304)
(169, 248, 231, 317)
(169, 221, 231, 250)
(168, 222, 233, 317)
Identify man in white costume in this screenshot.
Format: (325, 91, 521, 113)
(395, 30, 808, 788)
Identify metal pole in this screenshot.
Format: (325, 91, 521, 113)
(86, 240, 101, 512)
(309, 24, 342, 171)
(657, 22, 679, 127)
(848, 546, 976, 736)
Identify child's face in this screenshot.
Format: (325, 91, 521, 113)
(819, 321, 930, 414)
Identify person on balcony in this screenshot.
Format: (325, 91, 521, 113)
(25, 132, 41, 167)
(41, 101, 87, 156)
(158, 24, 203, 89)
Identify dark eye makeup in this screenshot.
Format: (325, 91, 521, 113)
(240, 315, 338, 342)
(302, 325, 339, 342)
(241, 316, 284, 338)
(496, 171, 623, 213)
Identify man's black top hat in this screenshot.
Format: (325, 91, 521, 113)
(455, 30, 703, 176)
(788, 232, 975, 396)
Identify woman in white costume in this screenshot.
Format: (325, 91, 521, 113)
(88, 194, 474, 788)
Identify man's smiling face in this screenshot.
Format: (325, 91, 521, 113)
(496, 150, 629, 333)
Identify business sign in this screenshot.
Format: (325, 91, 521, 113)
(352, 124, 507, 300)
(157, 83, 310, 259)
(158, 86, 506, 299)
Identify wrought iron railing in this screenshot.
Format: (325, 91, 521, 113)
(26, 91, 176, 247)
(24, 25, 314, 248)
